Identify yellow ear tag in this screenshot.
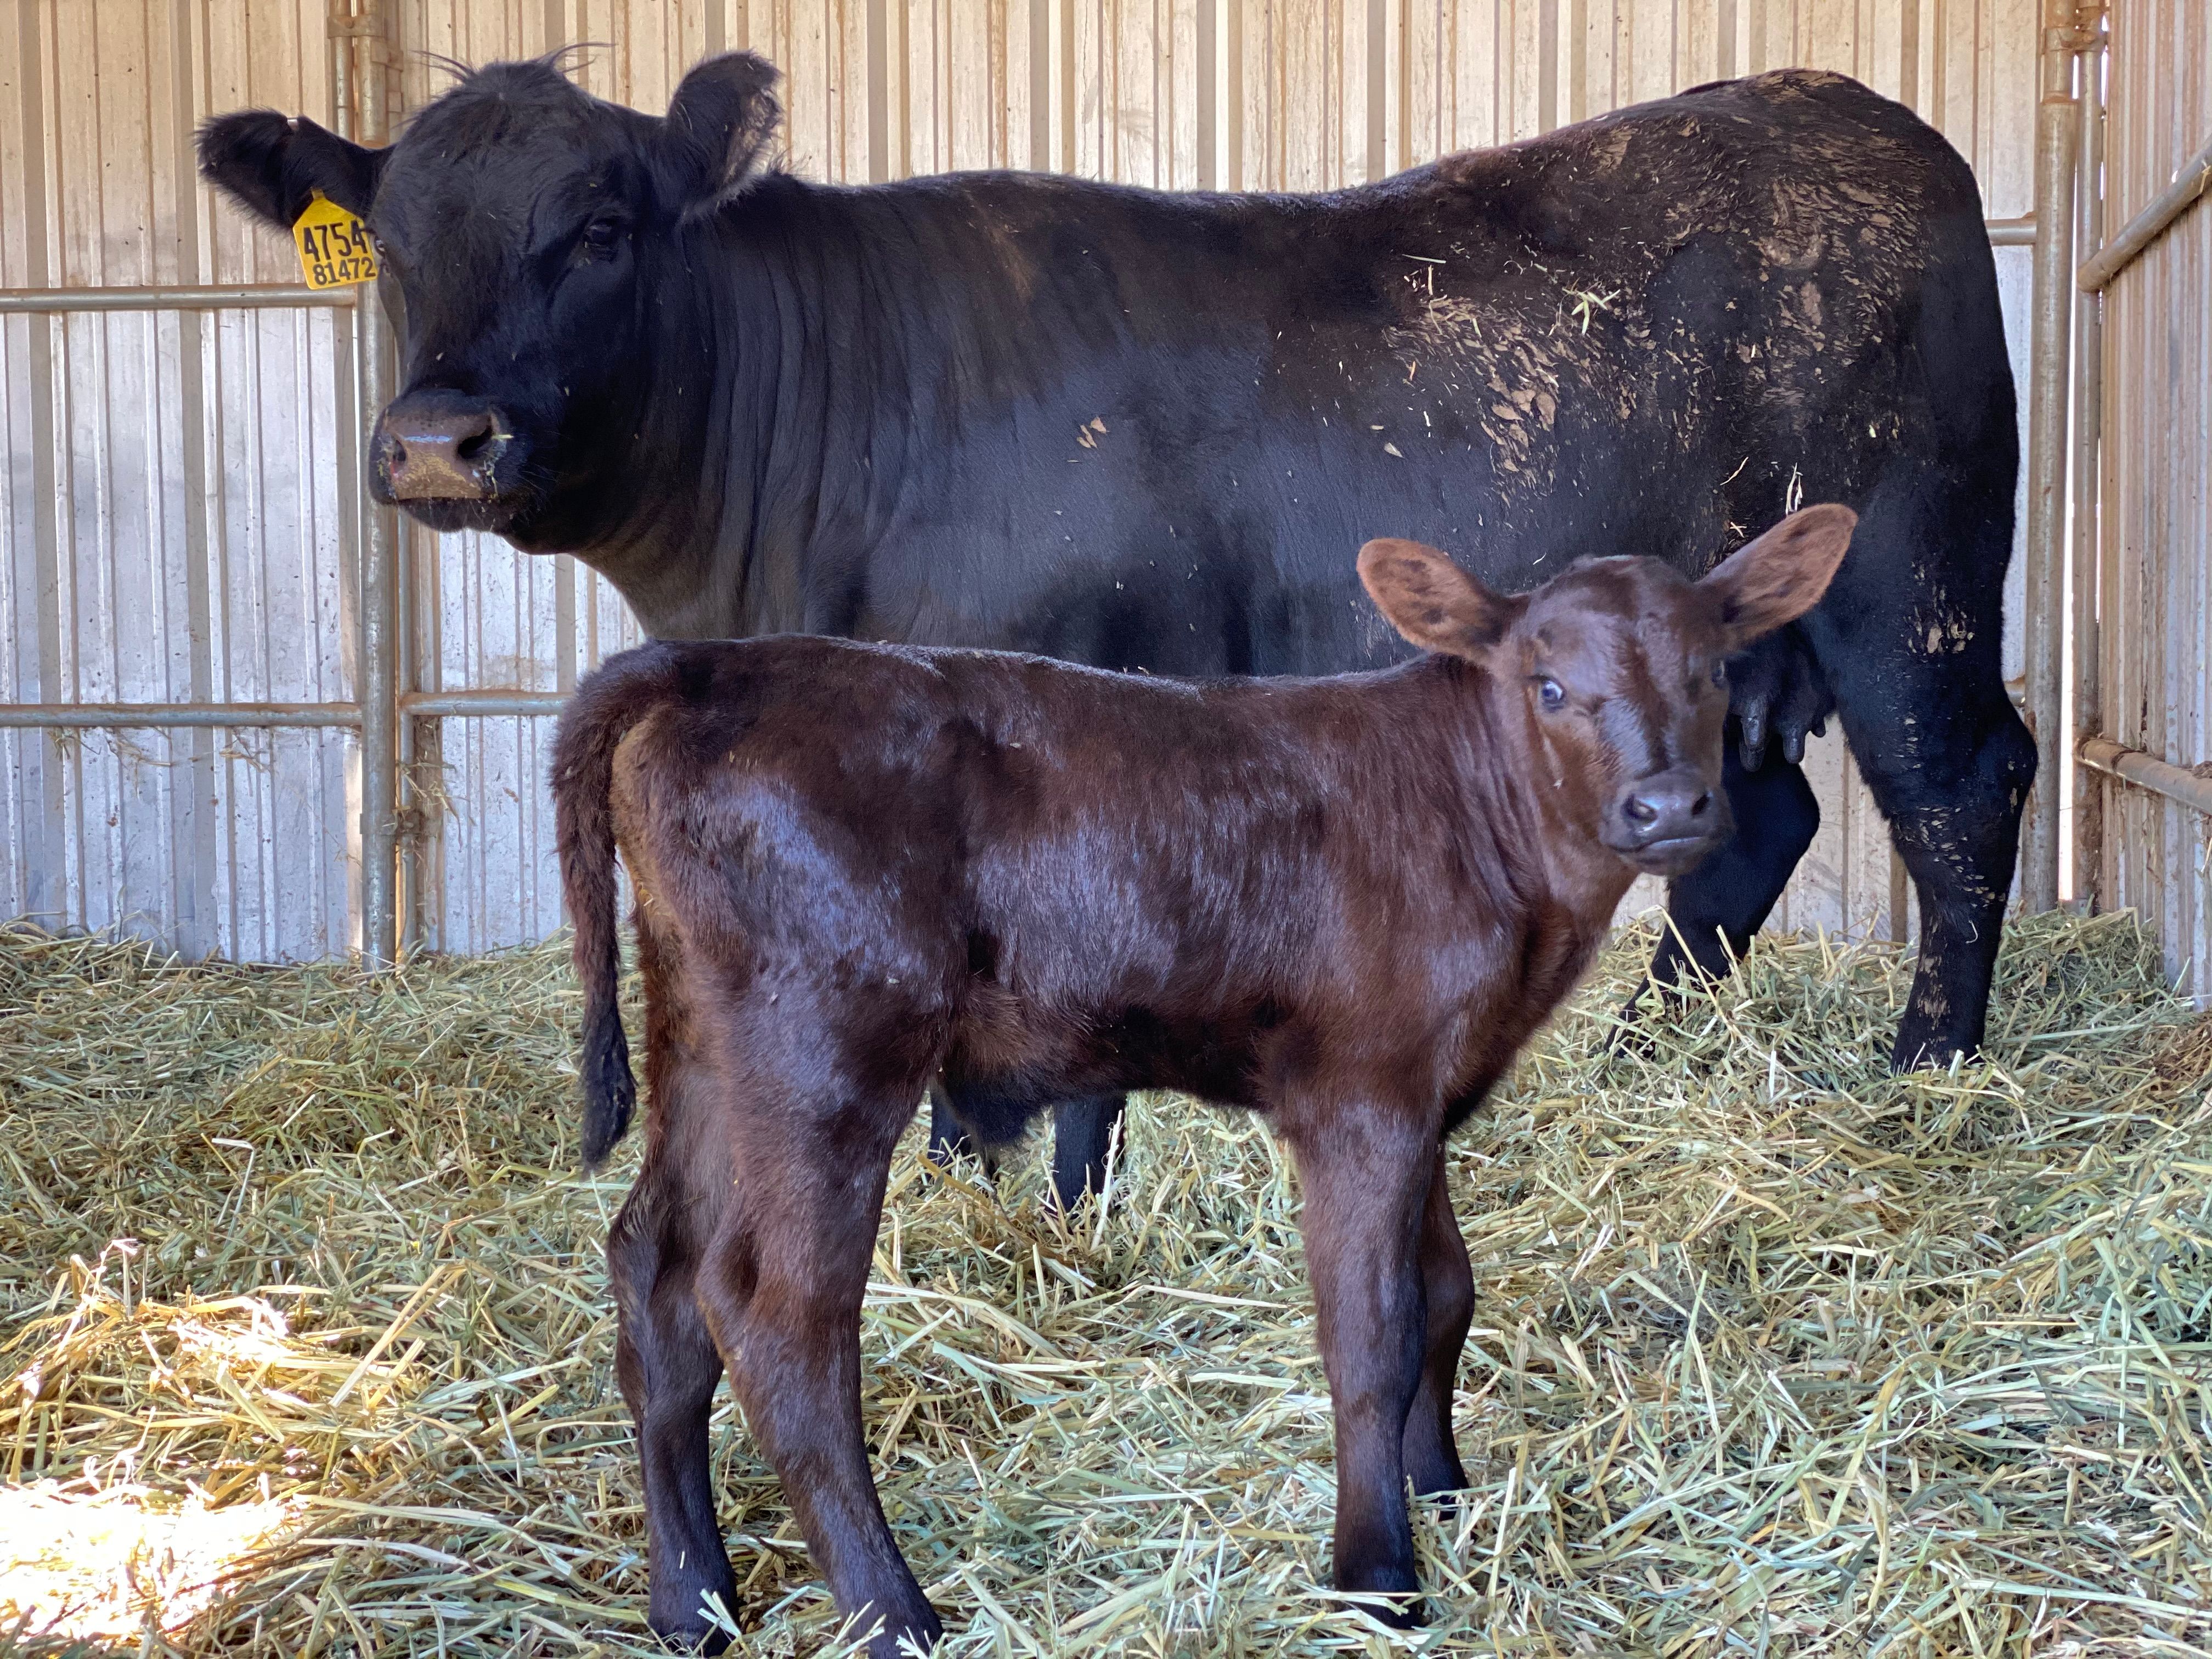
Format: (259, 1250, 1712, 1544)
(292, 190, 379, 289)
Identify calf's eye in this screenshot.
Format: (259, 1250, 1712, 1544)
(1536, 677, 1566, 710)
(580, 220, 622, 256)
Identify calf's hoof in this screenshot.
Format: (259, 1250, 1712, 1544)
(1403, 1446, 1468, 1503)
(1335, 1564, 1424, 1630)
(1338, 1588, 1425, 1630)
(858, 1600, 944, 1658)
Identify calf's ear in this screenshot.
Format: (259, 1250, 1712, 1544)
(1700, 503, 1857, 649)
(197, 111, 386, 228)
(1359, 538, 1526, 662)
(659, 51, 782, 222)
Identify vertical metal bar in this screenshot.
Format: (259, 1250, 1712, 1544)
(1029, 0, 1052, 171)
(1364, 0, 1386, 179)
(170, 0, 221, 958)
(2070, 16, 2106, 907)
(866, 0, 888, 183)
(1195, 0, 1216, 188)
(354, 0, 400, 968)
(2021, 8, 2079, 915)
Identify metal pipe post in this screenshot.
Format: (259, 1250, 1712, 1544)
(2069, 19, 2106, 906)
(352, 0, 402, 968)
(2020, 14, 2079, 913)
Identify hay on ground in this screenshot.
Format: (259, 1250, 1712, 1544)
(1, 910, 2208, 1657)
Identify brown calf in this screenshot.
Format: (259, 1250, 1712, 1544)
(552, 505, 1855, 1654)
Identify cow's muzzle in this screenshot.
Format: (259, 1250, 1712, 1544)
(373, 392, 512, 503)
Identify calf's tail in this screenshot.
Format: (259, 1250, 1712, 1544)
(551, 646, 676, 1170)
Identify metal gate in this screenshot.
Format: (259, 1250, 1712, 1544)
(3, 0, 2058, 966)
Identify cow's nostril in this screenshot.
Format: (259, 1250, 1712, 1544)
(456, 427, 493, 464)
(1690, 791, 1713, 817)
(1623, 795, 1658, 826)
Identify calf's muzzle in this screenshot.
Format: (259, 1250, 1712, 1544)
(1605, 765, 1730, 874)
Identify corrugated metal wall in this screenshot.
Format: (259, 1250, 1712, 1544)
(1, 1, 361, 962)
(2099, 0, 2210, 995)
(3, 0, 2040, 960)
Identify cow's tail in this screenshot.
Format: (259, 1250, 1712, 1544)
(552, 645, 677, 1170)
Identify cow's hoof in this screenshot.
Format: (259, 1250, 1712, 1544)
(1606, 989, 1659, 1058)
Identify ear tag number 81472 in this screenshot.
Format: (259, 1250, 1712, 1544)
(293, 191, 378, 289)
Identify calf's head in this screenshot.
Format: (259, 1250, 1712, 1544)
(1359, 505, 1856, 878)
(196, 52, 782, 539)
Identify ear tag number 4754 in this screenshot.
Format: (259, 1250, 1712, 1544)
(294, 191, 378, 289)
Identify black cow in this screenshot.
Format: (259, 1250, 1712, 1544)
(200, 54, 2034, 1201)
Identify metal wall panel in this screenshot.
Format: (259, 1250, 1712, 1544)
(2099, 0, 2211, 996)
(3, 0, 2042, 960)
(1, 0, 360, 962)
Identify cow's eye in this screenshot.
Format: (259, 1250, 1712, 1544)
(579, 219, 623, 256)
(1536, 677, 1566, 710)
(1711, 660, 1727, 688)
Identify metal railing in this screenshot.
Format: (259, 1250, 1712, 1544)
(0, 284, 356, 313)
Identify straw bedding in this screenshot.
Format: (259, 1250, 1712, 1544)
(2, 909, 2207, 1657)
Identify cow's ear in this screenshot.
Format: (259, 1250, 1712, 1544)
(1699, 504, 1856, 649)
(197, 110, 386, 229)
(660, 52, 782, 221)
(1359, 538, 1527, 663)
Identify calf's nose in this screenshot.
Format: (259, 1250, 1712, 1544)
(375, 396, 508, 500)
(1617, 769, 1718, 845)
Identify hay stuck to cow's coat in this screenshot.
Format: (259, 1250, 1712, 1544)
(2, 911, 2207, 1657)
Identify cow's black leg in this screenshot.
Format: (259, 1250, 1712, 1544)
(1807, 484, 2037, 1069)
(610, 1147, 740, 1650)
(1401, 1157, 1472, 1499)
(1833, 674, 2034, 1068)
(1048, 1094, 1126, 1209)
(924, 1087, 972, 1167)
(1649, 744, 1820, 990)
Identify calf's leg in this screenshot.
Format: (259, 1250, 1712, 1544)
(609, 1146, 741, 1648)
(1285, 1115, 1436, 1622)
(1401, 1158, 1472, 1498)
(696, 1087, 938, 1658)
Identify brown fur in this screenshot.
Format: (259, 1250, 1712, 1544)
(550, 506, 1854, 1654)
